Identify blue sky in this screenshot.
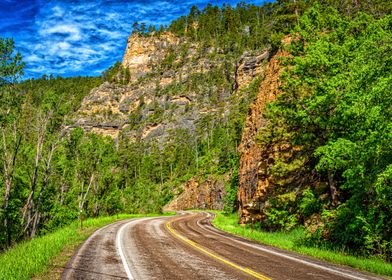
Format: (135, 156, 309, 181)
(0, 0, 266, 78)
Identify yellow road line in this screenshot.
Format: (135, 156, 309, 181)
(165, 221, 271, 280)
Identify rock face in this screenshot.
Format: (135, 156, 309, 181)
(122, 32, 180, 81)
(237, 43, 291, 224)
(74, 32, 228, 140)
(73, 31, 270, 211)
(235, 50, 269, 90)
(163, 176, 226, 211)
(161, 50, 269, 211)
(74, 32, 268, 143)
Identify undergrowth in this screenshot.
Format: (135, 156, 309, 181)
(212, 212, 392, 277)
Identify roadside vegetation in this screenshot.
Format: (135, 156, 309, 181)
(0, 213, 173, 280)
(213, 212, 392, 277)
(1, 0, 392, 268)
(252, 4, 392, 261)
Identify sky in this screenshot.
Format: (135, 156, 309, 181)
(0, 0, 266, 78)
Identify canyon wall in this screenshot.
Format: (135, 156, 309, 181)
(237, 41, 291, 223)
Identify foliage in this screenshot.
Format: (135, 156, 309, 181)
(0, 72, 102, 249)
(257, 4, 392, 259)
(101, 61, 131, 84)
(167, 2, 307, 55)
(0, 38, 25, 86)
(268, 195, 297, 230)
(212, 211, 392, 277)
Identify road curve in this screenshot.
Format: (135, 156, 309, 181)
(62, 212, 385, 280)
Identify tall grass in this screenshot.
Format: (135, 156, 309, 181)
(212, 212, 392, 277)
(0, 213, 173, 280)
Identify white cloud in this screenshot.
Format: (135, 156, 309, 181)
(13, 0, 265, 78)
(40, 24, 82, 41)
(57, 41, 71, 50)
(25, 54, 41, 63)
(51, 6, 64, 17)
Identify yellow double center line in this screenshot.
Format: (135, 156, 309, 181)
(165, 221, 271, 280)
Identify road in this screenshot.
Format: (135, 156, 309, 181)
(62, 212, 385, 280)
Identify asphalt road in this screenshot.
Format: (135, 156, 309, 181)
(62, 212, 385, 280)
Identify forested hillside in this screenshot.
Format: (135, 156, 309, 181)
(0, 49, 104, 247)
(252, 5, 392, 259)
(1, 0, 392, 262)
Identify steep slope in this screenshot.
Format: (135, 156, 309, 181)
(74, 32, 198, 140)
(75, 33, 232, 141)
(75, 32, 270, 142)
(73, 32, 269, 211)
(237, 39, 291, 223)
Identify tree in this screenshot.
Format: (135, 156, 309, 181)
(0, 38, 24, 86)
(0, 37, 25, 246)
(258, 5, 392, 258)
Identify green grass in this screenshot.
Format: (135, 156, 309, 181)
(212, 212, 392, 278)
(0, 213, 174, 280)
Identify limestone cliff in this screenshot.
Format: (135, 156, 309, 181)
(74, 32, 229, 140)
(122, 32, 180, 82)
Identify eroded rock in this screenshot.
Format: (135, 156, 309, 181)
(163, 176, 227, 211)
(237, 42, 291, 224)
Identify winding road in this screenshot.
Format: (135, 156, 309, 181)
(62, 212, 385, 280)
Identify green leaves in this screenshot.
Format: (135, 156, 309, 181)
(257, 5, 392, 258)
(0, 38, 25, 86)
(315, 139, 357, 172)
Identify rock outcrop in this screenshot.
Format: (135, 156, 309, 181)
(74, 32, 231, 140)
(235, 50, 269, 90)
(73, 31, 270, 211)
(122, 32, 180, 81)
(161, 50, 269, 212)
(237, 41, 291, 224)
(74, 32, 268, 143)
(163, 176, 227, 211)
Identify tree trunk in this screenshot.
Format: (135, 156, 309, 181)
(1, 123, 21, 246)
(195, 139, 198, 170)
(293, 0, 299, 25)
(31, 143, 56, 238)
(23, 121, 46, 235)
(207, 132, 210, 152)
(160, 160, 163, 186)
(60, 183, 65, 205)
(78, 174, 94, 229)
(328, 170, 339, 206)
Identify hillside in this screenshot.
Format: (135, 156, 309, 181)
(237, 4, 392, 260)
(1, 0, 392, 263)
(73, 29, 268, 210)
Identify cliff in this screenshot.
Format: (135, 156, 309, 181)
(72, 32, 269, 211)
(237, 40, 291, 223)
(74, 32, 197, 139)
(122, 32, 180, 81)
(163, 176, 227, 211)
